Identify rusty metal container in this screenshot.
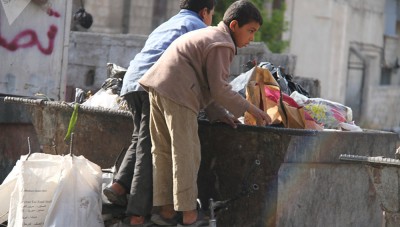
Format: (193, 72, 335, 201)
(4, 96, 399, 227)
(4, 97, 133, 169)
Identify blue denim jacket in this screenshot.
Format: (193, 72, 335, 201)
(120, 9, 207, 96)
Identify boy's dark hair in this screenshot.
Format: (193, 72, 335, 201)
(180, 0, 217, 13)
(223, 0, 263, 27)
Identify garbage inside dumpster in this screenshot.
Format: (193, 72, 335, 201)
(82, 88, 123, 110)
(239, 60, 310, 98)
(80, 63, 128, 111)
(231, 65, 322, 129)
(231, 62, 360, 131)
(291, 91, 356, 130)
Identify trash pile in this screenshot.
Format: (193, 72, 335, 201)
(76, 63, 128, 111)
(231, 61, 362, 131)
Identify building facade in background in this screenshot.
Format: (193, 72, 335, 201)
(283, 0, 400, 130)
(72, 0, 179, 35)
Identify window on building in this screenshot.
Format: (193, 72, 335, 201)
(380, 67, 392, 85)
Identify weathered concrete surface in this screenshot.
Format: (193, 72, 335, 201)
(284, 130, 397, 163)
(277, 163, 400, 227)
(198, 123, 397, 227)
(367, 166, 400, 227)
(277, 164, 382, 226)
(275, 129, 398, 227)
(0, 0, 72, 100)
(67, 32, 147, 95)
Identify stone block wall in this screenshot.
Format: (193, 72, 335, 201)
(66, 32, 312, 101)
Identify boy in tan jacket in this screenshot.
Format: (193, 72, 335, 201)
(139, 1, 271, 226)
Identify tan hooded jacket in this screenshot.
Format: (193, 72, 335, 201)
(139, 22, 249, 121)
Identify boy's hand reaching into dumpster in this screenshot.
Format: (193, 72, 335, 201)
(247, 104, 271, 126)
(218, 113, 240, 129)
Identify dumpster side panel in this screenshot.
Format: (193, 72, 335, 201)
(28, 103, 133, 168)
(276, 164, 382, 226)
(285, 131, 398, 163)
(198, 122, 294, 227)
(0, 123, 40, 183)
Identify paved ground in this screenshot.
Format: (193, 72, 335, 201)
(102, 204, 212, 227)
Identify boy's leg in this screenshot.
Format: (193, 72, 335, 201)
(114, 92, 140, 189)
(150, 90, 200, 211)
(169, 104, 200, 211)
(126, 91, 153, 217)
(149, 89, 174, 207)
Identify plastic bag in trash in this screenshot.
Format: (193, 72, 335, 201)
(231, 61, 310, 98)
(291, 91, 353, 129)
(82, 88, 122, 110)
(107, 63, 127, 79)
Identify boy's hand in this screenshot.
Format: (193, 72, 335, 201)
(217, 114, 240, 129)
(247, 104, 271, 126)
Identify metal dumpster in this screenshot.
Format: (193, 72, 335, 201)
(4, 96, 399, 227)
(4, 97, 133, 169)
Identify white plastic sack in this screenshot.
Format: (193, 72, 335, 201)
(8, 156, 63, 227)
(0, 156, 26, 223)
(0, 153, 61, 224)
(0, 178, 17, 224)
(44, 155, 104, 227)
(2, 153, 104, 227)
(82, 88, 120, 109)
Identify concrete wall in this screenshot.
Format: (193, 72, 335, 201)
(365, 86, 400, 130)
(66, 32, 301, 102)
(0, 1, 72, 182)
(0, 0, 72, 100)
(81, 0, 180, 35)
(66, 32, 147, 100)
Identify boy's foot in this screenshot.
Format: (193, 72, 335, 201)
(103, 184, 127, 206)
(151, 204, 179, 226)
(177, 210, 208, 227)
(121, 216, 152, 227)
(150, 213, 180, 226)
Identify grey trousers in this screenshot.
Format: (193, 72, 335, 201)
(114, 91, 153, 217)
